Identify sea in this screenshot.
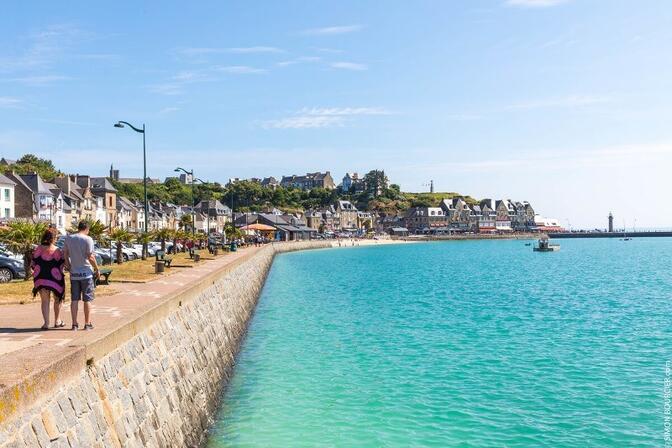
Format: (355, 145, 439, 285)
(206, 238, 672, 447)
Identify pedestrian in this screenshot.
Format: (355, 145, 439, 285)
(63, 221, 100, 331)
(32, 227, 65, 330)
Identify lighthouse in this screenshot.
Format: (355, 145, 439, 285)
(608, 212, 614, 232)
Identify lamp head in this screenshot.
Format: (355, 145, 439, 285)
(114, 122, 124, 128)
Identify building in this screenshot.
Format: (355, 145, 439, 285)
(341, 172, 365, 193)
(0, 174, 15, 221)
(89, 177, 118, 228)
(495, 199, 515, 232)
(280, 172, 335, 190)
(261, 177, 279, 189)
(404, 206, 447, 233)
(335, 200, 359, 230)
(197, 199, 232, 233)
(110, 165, 160, 184)
(477, 199, 497, 233)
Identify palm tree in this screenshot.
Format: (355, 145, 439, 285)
(69, 218, 107, 240)
(224, 223, 242, 241)
(179, 214, 192, 233)
(136, 232, 152, 260)
(108, 228, 134, 264)
(0, 221, 48, 280)
(152, 228, 174, 252)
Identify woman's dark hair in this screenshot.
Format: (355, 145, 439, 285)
(41, 227, 58, 246)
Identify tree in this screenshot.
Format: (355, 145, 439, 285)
(12, 154, 62, 181)
(0, 221, 48, 280)
(179, 214, 193, 232)
(108, 228, 134, 264)
(363, 170, 389, 198)
(152, 228, 173, 252)
(69, 218, 107, 240)
(224, 224, 242, 241)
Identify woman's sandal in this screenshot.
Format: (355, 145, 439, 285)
(40, 324, 49, 330)
(54, 321, 65, 328)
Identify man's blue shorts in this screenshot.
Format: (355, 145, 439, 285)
(71, 278, 95, 302)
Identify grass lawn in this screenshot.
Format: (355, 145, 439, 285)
(0, 251, 224, 305)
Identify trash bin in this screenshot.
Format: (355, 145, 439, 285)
(194, 253, 201, 262)
(230, 242, 237, 252)
(155, 260, 165, 273)
(213, 248, 219, 256)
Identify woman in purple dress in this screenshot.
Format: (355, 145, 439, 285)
(32, 227, 66, 329)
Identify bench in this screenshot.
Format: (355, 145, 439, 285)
(155, 250, 173, 267)
(96, 268, 113, 285)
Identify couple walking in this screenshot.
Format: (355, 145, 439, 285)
(32, 221, 100, 331)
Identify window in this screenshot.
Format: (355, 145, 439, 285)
(4, 208, 9, 217)
(109, 196, 113, 207)
(3, 189, 9, 201)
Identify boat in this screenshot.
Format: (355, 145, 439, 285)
(524, 242, 532, 246)
(533, 236, 560, 252)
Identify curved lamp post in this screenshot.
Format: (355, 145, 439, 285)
(175, 167, 195, 236)
(193, 177, 209, 235)
(114, 120, 149, 258)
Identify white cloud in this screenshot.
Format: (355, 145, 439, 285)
(0, 24, 80, 72)
(330, 61, 368, 71)
(507, 95, 610, 110)
(505, 0, 569, 7)
(2, 75, 72, 86)
(226, 46, 283, 54)
(0, 97, 22, 108)
(302, 25, 363, 35)
(262, 106, 390, 129)
(175, 46, 283, 58)
(216, 65, 267, 74)
(263, 115, 344, 129)
(300, 107, 390, 116)
(276, 56, 322, 67)
(159, 107, 180, 114)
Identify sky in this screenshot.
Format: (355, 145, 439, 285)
(1, 0, 671, 229)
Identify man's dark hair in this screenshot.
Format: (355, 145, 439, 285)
(77, 221, 89, 231)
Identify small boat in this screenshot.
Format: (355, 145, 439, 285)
(533, 236, 560, 252)
(524, 242, 532, 246)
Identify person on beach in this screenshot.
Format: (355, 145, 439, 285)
(32, 227, 66, 330)
(63, 221, 99, 331)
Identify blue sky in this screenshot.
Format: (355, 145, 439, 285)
(1, 0, 671, 228)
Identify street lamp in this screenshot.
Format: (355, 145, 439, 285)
(194, 177, 209, 236)
(114, 120, 149, 258)
(175, 167, 195, 236)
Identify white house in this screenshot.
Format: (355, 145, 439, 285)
(0, 174, 15, 221)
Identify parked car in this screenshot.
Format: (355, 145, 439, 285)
(108, 241, 138, 262)
(0, 255, 26, 283)
(0, 245, 22, 261)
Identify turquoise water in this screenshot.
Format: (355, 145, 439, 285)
(207, 239, 672, 447)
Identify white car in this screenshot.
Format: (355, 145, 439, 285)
(109, 241, 139, 262)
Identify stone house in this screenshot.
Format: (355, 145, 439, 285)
(197, 199, 231, 233)
(404, 206, 448, 233)
(280, 171, 335, 190)
(335, 200, 359, 230)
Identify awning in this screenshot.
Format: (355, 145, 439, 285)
(240, 223, 276, 231)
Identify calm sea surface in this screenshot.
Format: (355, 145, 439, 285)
(207, 239, 672, 447)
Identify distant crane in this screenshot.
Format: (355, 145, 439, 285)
(421, 180, 434, 193)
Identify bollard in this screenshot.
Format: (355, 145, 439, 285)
(155, 260, 165, 273)
(194, 254, 201, 262)
(213, 248, 219, 256)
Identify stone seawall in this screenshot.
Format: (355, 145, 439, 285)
(0, 241, 331, 448)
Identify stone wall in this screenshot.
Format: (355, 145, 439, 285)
(0, 241, 331, 448)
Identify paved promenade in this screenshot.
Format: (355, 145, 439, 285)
(0, 247, 261, 415)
